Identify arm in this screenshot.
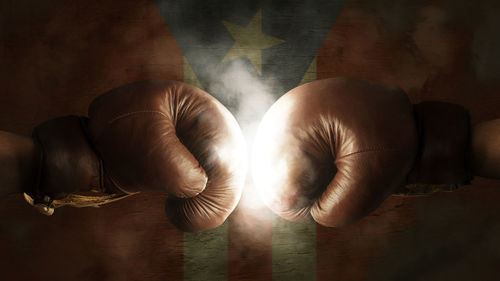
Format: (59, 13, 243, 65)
(0, 131, 39, 196)
(470, 119, 500, 179)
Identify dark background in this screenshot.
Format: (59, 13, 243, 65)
(1, 0, 500, 280)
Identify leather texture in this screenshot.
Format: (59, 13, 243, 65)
(30, 80, 246, 232)
(32, 116, 103, 200)
(407, 101, 472, 185)
(253, 77, 471, 227)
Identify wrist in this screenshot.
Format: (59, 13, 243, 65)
(0, 131, 40, 196)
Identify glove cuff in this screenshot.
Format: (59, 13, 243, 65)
(25, 116, 133, 215)
(406, 101, 473, 186)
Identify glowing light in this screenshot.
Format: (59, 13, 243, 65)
(212, 99, 248, 178)
(208, 60, 294, 214)
(211, 61, 277, 211)
(251, 95, 296, 210)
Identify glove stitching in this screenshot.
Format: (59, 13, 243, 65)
(107, 110, 170, 125)
(336, 147, 402, 160)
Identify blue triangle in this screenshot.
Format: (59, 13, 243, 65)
(154, 0, 347, 103)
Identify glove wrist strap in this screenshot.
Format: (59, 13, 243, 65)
(405, 101, 473, 188)
(24, 116, 135, 216)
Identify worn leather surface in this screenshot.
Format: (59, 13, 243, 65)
(88, 80, 246, 231)
(253, 77, 471, 227)
(32, 116, 102, 200)
(253, 77, 418, 227)
(32, 80, 246, 231)
(407, 101, 472, 184)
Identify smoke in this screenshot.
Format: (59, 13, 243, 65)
(204, 59, 280, 212)
(208, 60, 276, 139)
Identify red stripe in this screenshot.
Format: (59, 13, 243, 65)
(0, 1, 185, 280)
(316, 1, 500, 280)
(315, 2, 426, 102)
(314, 3, 428, 280)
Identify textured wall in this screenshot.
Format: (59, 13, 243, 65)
(1, 0, 500, 280)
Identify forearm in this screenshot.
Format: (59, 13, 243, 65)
(0, 131, 39, 196)
(470, 119, 500, 179)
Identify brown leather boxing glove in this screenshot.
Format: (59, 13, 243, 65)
(25, 80, 246, 232)
(252, 77, 472, 227)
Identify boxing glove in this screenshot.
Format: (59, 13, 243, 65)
(25, 80, 246, 232)
(252, 77, 471, 227)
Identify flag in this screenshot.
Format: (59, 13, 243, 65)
(155, 1, 345, 280)
(2, 0, 500, 280)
